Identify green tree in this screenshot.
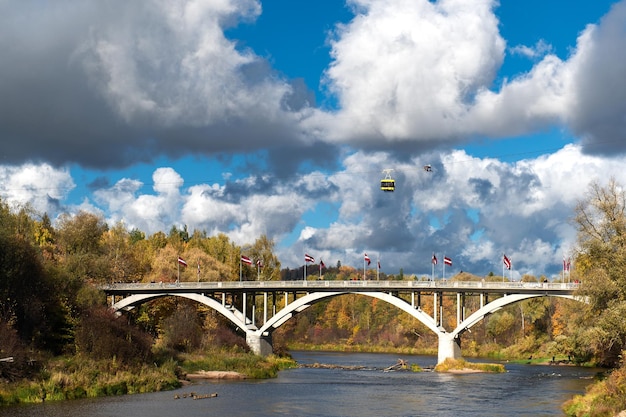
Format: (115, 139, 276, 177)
(102, 222, 145, 282)
(56, 211, 110, 283)
(572, 178, 626, 366)
(248, 235, 281, 281)
(0, 231, 71, 354)
(486, 311, 515, 344)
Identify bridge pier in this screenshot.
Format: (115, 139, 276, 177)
(246, 332, 273, 356)
(438, 332, 462, 364)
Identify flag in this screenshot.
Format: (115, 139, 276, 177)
(503, 254, 511, 270)
(197, 262, 201, 275)
(444, 256, 452, 266)
(432, 253, 438, 265)
(256, 259, 263, 268)
(241, 255, 252, 265)
(364, 253, 371, 265)
(320, 259, 326, 269)
(305, 253, 315, 263)
(563, 257, 571, 272)
(178, 257, 188, 267)
(377, 260, 381, 270)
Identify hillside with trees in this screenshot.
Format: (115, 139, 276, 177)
(1, 179, 626, 413)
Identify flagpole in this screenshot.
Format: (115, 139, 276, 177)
(431, 253, 434, 281)
(443, 255, 445, 280)
(177, 259, 180, 284)
(376, 255, 379, 281)
(239, 256, 242, 281)
(363, 257, 366, 280)
(319, 260, 322, 280)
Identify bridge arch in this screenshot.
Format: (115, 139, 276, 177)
(111, 292, 253, 332)
(258, 291, 440, 335)
(450, 293, 583, 339)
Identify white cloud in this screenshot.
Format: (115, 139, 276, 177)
(4, 0, 626, 279)
(564, 1, 626, 152)
(0, 163, 74, 215)
(4, 144, 626, 277)
(77, 0, 289, 126)
(312, 0, 626, 158)
(509, 39, 554, 59)
(321, 0, 505, 142)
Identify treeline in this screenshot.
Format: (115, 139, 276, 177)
(0, 202, 282, 385)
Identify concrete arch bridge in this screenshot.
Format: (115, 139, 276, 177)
(103, 280, 581, 364)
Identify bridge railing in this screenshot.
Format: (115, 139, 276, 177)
(103, 280, 579, 292)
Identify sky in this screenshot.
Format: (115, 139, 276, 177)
(1, 0, 626, 279)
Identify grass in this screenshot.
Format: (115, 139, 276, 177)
(0, 350, 297, 406)
(434, 358, 506, 373)
(178, 351, 297, 379)
(562, 363, 626, 417)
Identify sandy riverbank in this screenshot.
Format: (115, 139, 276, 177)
(185, 371, 247, 380)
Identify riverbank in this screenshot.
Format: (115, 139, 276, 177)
(0, 351, 297, 406)
(562, 361, 626, 417)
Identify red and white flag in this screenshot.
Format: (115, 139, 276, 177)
(364, 253, 371, 265)
(503, 254, 511, 270)
(444, 256, 452, 266)
(256, 259, 263, 268)
(241, 255, 252, 265)
(178, 257, 188, 267)
(305, 253, 315, 263)
(563, 257, 571, 272)
(320, 259, 326, 269)
(432, 253, 438, 265)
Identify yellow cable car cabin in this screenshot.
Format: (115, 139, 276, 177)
(380, 169, 395, 192)
(380, 178, 395, 192)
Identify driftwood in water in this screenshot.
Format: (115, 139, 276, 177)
(194, 393, 218, 400)
(384, 359, 409, 372)
(174, 392, 218, 400)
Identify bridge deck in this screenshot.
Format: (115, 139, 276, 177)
(103, 280, 578, 296)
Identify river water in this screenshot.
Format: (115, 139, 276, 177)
(0, 351, 599, 417)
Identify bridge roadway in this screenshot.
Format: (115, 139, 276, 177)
(104, 280, 581, 364)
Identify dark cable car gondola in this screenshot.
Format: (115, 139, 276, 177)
(380, 169, 395, 192)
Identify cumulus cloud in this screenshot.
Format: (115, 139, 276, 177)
(94, 167, 184, 232)
(2, 144, 626, 277)
(314, 0, 626, 157)
(2, 0, 626, 171)
(0, 0, 309, 170)
(509, 40, 554, 59)
(320, 0, 505, 144)
(3, 0, 626, 278)
(0, 164, 74, 215)
(289, 145, 626, 275)
(565, 1, 626, 154)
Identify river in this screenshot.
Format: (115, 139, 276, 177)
(0, 351, 599, 417)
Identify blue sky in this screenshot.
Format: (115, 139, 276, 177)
(1, 0, 626, 278)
